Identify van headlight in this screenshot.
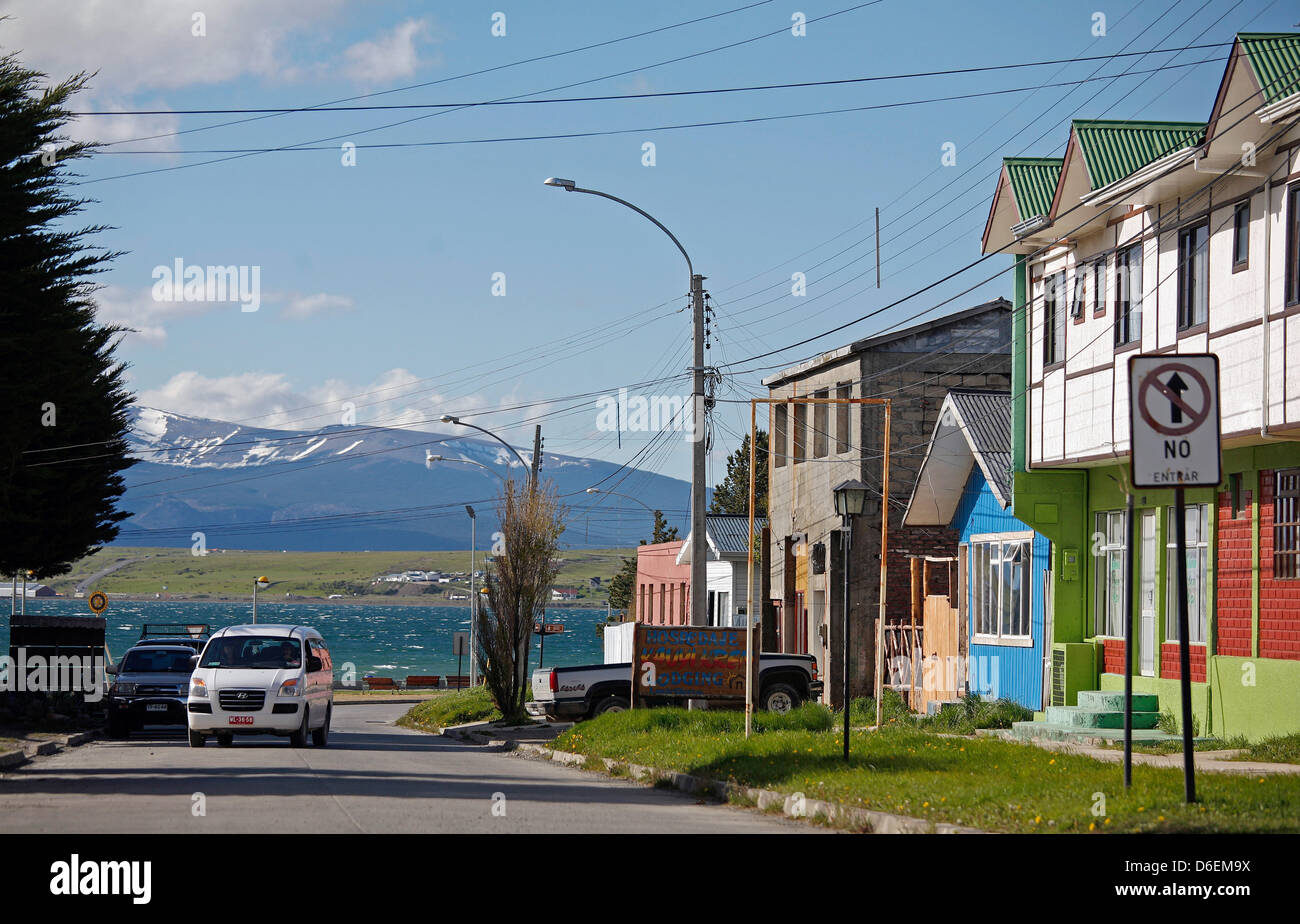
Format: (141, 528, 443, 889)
(112, 682, 136, 696)
(189, 678, 208, 698)
(278, 678, 301, 697)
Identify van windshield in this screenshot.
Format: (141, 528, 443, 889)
(201, 637, 302, 670)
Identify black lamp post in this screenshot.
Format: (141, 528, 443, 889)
(833, 479, 869, 760)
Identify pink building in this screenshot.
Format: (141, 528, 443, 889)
(635, 540, 690, 626)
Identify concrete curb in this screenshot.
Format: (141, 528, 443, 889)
(508, 742, 983, 834)
(0, 730, 95, 770)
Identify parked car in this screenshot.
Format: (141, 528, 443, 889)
(526, 652, 821, 722)
(106, 644, 200, 738)
(186, 624, 333, 748)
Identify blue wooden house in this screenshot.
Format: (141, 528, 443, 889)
(903, 390, 1051, 711)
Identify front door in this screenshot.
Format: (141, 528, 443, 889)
(1139, 510, 1157, 677)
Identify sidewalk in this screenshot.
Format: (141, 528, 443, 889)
(1015, 736, 1300, 775)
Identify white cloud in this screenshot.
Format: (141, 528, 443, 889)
(3, 0, 348, 96)
(343, 18, 436, 84)
(63, 97, 182, 153)
(94, 285, 224, 346)
(282, 292, 355, 320)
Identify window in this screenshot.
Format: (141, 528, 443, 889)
(793, 402, 806, 464)
(1177, 222, 1209, 330)
(1092, 258, 1106, 316)
(1166, 504, 1210, 644)
(970, 535, 1031, 641)
(774, 404, 787, 467)
(835, 383, 851, 453)
(1115, 243, 1142, 346)
(813, 389, 828, 458)
(1042, 272, 1065, 366)
(1287, 185, 1300, 306)
(1276, 469, 1300, 579)
(1232, 201, 1250, 269)
(1070, 270, 1086, 319)
(1093, 510, 1127, 638)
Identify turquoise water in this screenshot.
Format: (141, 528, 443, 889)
(2, 599, 605, 679)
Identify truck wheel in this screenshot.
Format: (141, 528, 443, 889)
(107, 715, 128, 739)
(591, 695, 629, 718)
(188, 729, 206, 748)
(290, 708, 309, 747)
(761, 683, 800, 714)
(312, 705, 331, 747)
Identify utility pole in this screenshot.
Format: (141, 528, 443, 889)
(690, 272, 707, 626)
(529, 425, 542, 490)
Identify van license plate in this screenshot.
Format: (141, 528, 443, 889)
(146, 703, 168, 712)
(228, 716, 254, 725)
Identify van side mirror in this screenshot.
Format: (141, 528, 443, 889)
(106, 662, 118, 676)
(307, 656, 323, 673)
(190, 654, 200, 668)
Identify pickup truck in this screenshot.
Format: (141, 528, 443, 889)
(527, 652, 822, 722)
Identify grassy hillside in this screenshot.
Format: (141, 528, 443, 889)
(47, 546, 630, 604)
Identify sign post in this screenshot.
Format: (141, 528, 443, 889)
(1128, 353, 1221, 804)
(453, 631, 468, 687)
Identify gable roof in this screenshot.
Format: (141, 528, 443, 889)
(1004, 157, 1063, 221)
(1238, 33, 1300, 105)
(676, 514, 769, 563)
(902, 390, 1013, 527)
(1071, 119, 1206, 190)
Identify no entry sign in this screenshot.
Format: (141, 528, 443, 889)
(1128, 354, 1221, 488)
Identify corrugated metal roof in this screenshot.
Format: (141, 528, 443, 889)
(706, 514, 767, 554)
(1003, 157, 1062, 221)
(1239, 33, 1300, 104)
(1073, 119, 1205, 189)
(948, 390, 1012, 506)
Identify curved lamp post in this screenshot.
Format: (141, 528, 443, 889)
(833, 479, 869, 760)
(426, 452, 509, 486)
(544, 177, 708, 628)
(439, 415, 528, 476)
(252, 575, 270, 624)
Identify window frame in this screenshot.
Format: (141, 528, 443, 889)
(1092, 258, 1107, 317)
(1176, 221, 1210, 332)
(1114, 242, 1143, 348)
(1093, 510, 1128, 639)
(1231, 200, 1250, 271)
(1165, 504, 1210, 645)
(1275, 468, 1300, 580)
(969, 532, 1033, 646)
(1286, 184, 1300, 307)
(773, 404, 787, 468)
(1042, 271, 1065, 368)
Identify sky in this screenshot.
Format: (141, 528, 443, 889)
(4, 0, 1295, 494)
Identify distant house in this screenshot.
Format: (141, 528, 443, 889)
(550, 587, 580, 601)
(903, 390, 1050, 711)
(0, 584, 55, 598)
(589, 576, 602, 590)
(677, 514, 770, 629)
(635, 540, 689, 626)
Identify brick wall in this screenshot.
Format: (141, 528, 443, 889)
(1216, 481, 1254, 657)
(1259, 470, 1300, 661)
(886, 526, 957, 621)
(1160, 642, 1207, 682)
(1102, 638, 1126, 675)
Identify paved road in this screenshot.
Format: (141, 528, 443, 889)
(0, 704, 814, 834)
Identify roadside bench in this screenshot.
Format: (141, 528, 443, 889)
(405, 675, 440, 689)
(363, 677, 400, 692)
(445, 675, 470, 689)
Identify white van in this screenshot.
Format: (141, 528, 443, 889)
(186, 624, 333, 748)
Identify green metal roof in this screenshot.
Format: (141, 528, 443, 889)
(1238, 33, 1300, 104)
(1072, 120, 1206, 190)
(1003, 157, 1062, 220)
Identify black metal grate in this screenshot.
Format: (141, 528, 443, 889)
(218, 689, 265, 711)
(1051, 648, 1065, 707)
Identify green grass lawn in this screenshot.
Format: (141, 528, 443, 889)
(1235, 733, 1300, 764)
(49, 545, 629, 603)
(396, 687, 501, 732)
(552, 707, 1300, 833)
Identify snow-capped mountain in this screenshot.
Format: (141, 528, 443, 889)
(116, 407, 690, 551)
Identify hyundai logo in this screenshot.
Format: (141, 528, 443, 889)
(237, 692, 248, 700)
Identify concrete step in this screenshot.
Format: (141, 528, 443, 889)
(1044, 705, 1160, 729)
(1077, 690, 1160, 713)
(1010, 721, 1180, 744)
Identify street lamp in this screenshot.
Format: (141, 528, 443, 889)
(252, 575, 270, 624)
(466, 504, 478, 687)
(438, 415, 529, 476)
(833, 479, 869, 760)
(544, 176, 708, 628)
(426, 452, 509, 486)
